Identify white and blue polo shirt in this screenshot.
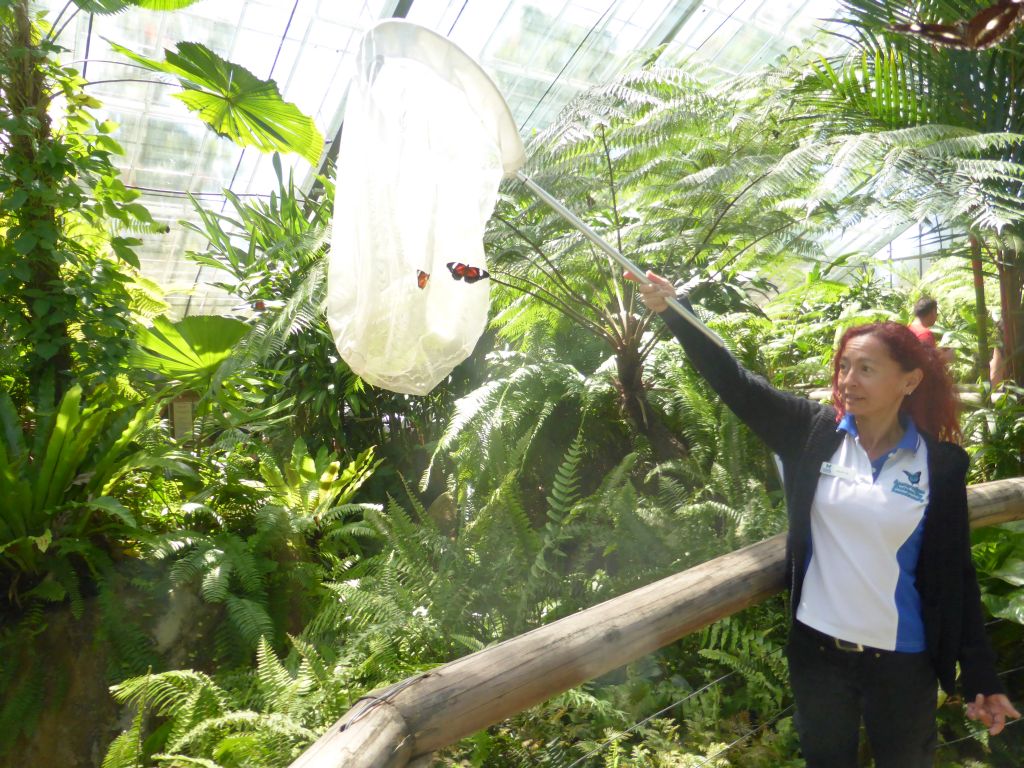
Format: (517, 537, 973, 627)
(796, 413, 929, 652)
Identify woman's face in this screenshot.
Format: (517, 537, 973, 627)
(837, 334, 922, 422)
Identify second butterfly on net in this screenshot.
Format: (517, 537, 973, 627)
(446, 262, 490, 284)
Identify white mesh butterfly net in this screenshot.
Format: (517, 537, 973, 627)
(328, 22, 720, 396)
(327, 21, 525, 396)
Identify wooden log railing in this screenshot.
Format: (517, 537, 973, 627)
(290, 477, 1024, 768)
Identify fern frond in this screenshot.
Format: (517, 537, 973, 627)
(110, 670, 229, 718)
(223, 596, 274, 649)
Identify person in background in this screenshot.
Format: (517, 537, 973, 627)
(909, 296, 954, 365)
(625, 270, 1019, 768)
(909, 297, 939, 347)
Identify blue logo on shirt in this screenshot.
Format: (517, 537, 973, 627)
(892, 478, 926, 502)
(903, 470, 921, 485)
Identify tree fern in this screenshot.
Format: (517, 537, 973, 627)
(424, 352, 591, 509)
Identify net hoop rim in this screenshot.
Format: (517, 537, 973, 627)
(356, 19, 526, 176)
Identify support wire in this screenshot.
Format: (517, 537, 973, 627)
(563, 646, 1024, 766)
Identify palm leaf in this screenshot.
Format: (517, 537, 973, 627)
(132, 316, 250, 390)
(73, 0, 203, 11)
(108, 41, 323, 165)
(132, 0, 205, 8)
(70, 0, 135, 12)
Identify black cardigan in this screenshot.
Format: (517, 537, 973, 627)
(659, 305, 1004, 699)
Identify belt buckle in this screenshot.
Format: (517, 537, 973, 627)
(834, 637, 864, 652)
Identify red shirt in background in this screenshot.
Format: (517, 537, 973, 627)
(909, 318, 935, 347)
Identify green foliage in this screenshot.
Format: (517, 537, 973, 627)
(72, 0, 204, 12)
(838, 1, 1024, 135)
(95, 571, 164, 681)
(0, 630, 46, 755)
(130, 314, 297, 449)
(181, 157, 461, 489)
(257, 438, 380, 528)
(964, 385, 1024, 483)
(697, 616, 789, 714)
(104, 637, 352, 768)
(151, 439, 381, 661)
(794, 38, 1024, 231)
(1, 7, 1019, 768)
(424, 350, 611, 515)
(132, 316, 252, 393)
(760, 261, 907, 390)
(0, 384, 189, 611)
(974, 521, 1024, 627)
(180, 158, 347, 450)
(0, 1, 164, 400)
(438, 612, 799, 767)
(108, 41, 323, 165)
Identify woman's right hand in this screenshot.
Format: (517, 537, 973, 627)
(623, 270, 677, 314)
(967, 692, 1021, 736)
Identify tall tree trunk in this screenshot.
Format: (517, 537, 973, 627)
(8, 0, 74, 399)
(997, 241, 1024, 386)
(614, 345, 689, 462)
(970, 233, 990, 384)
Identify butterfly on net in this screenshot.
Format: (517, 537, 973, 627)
(416, 270, 430, 289)
(887, 1, 1024, 50)
(446, 262, 490, 284)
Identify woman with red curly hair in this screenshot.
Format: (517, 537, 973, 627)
(626, 270, 1018, 768)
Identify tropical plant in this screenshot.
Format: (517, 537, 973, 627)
(423, 350, 624, 523)
(60, 0, 204, 14)
(0, 0, 167, 403)
(0, 383, 188, 612)
(964, 517, 1024, 764)
(108, 40, 323, 166)
(132, 316, 251, 396)
(179, 158, 353, 450)
(964, 384, 1024, 483)
(758, 260, 909, 390)
(149, 439, 380, 661)
(0, 0, 328, 406)
(181, 156, 467, 495)
(800, 1, 1024, 386)
(128, 313, 299, 447)
(484, 68, 790, 463)
(643, 316, 786, 552)
(103, 637, 339, 768)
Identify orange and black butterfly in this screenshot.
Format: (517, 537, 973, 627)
(446, 262, 490, 284)
(416, 270, 430, 289)
(888, 1, 1024, 50)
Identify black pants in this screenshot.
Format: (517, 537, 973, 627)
(786, 621, 938, 768)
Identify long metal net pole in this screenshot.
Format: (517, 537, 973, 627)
(515, 170, 725, 349)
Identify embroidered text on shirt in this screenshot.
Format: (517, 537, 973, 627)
(892, 479, 926, 502)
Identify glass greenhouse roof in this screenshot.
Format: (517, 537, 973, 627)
(37, 0, 849, 317)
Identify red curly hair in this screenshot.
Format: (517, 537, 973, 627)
(830, 322, 961, 443)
